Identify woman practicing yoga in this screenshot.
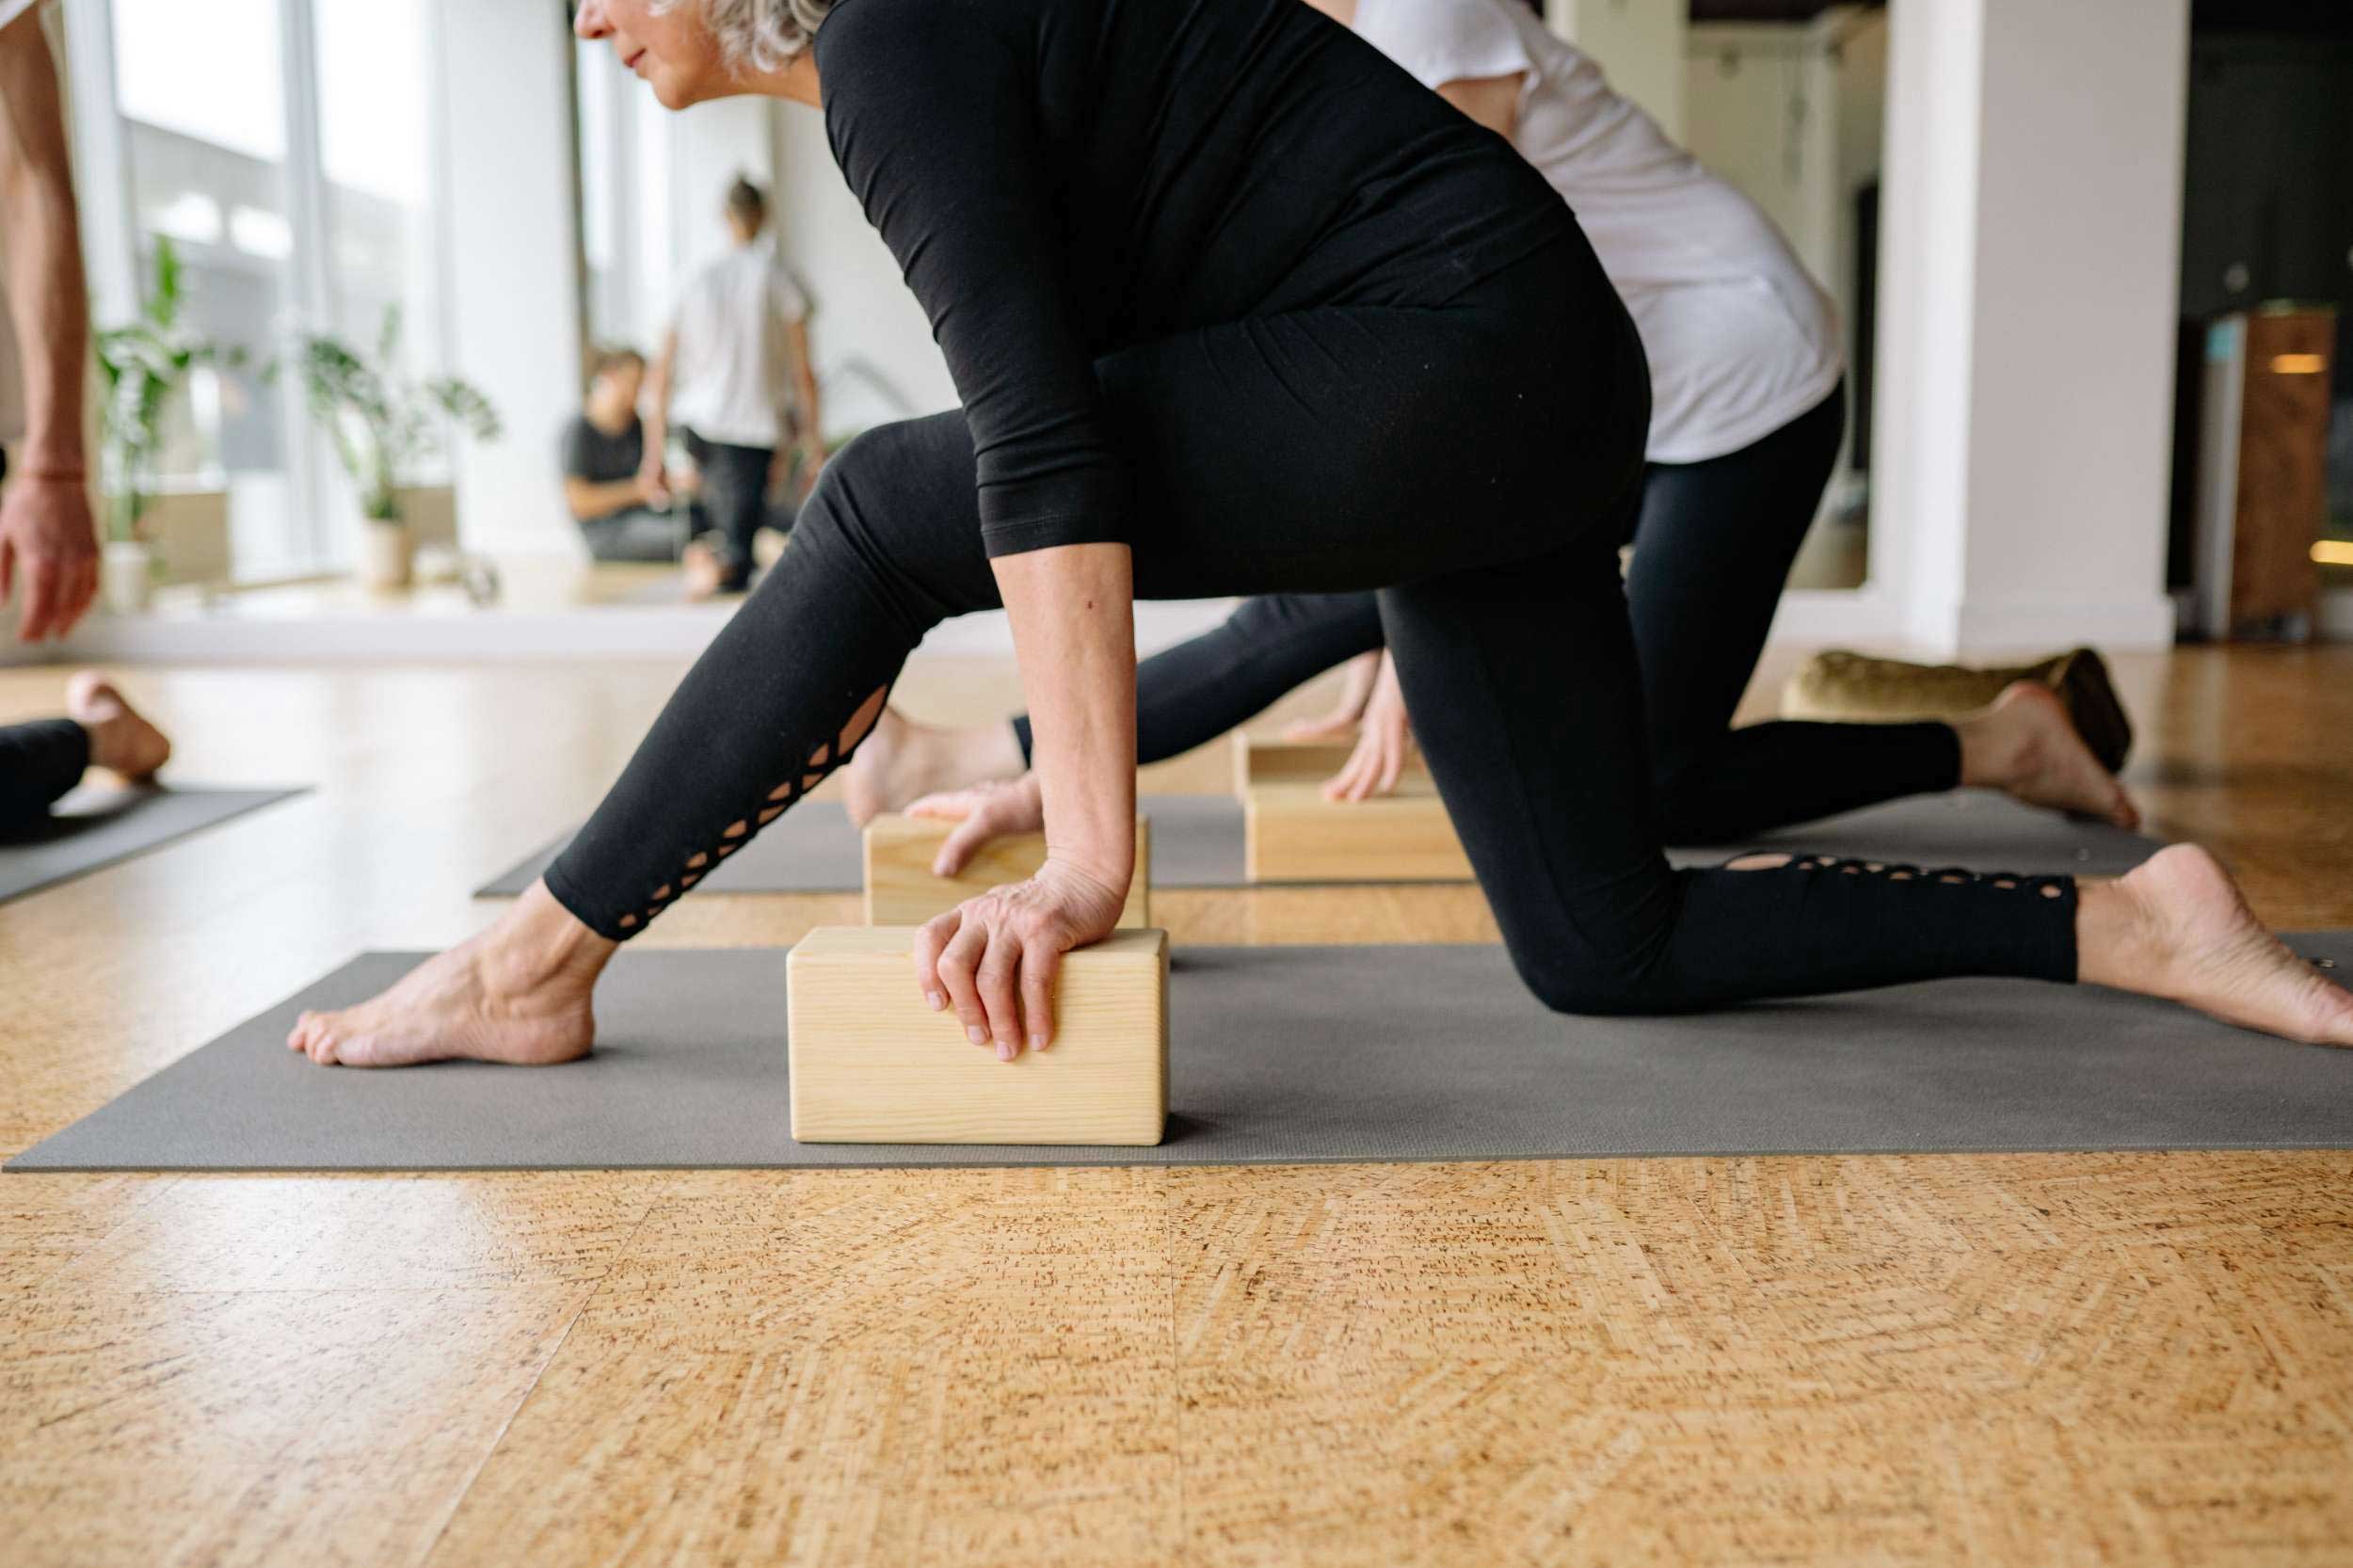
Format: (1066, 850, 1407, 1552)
(841, 0, 2137, 851)
(289, 0, 2353, 1068)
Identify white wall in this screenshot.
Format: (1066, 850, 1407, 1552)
(434, 0, 583, 557)
(1547, 0, 1686, 144)
(1875, 0, 2187, 654)
(767, 99, 956, 438)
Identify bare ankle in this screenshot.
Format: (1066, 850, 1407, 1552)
(500, 882, 619, 988)
(2073, 877, 2155, 992)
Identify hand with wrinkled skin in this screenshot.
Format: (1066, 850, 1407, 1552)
(1321, 650, 1416, 801)
(912, 853, 1128, 1062)
(906, 773, 1046, 876)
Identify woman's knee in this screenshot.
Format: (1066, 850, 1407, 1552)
(1495, 884, 1683, 1017)
(787, 414, 993, 622)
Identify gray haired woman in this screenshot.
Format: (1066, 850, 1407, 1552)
(288, 0, 2351, 1066)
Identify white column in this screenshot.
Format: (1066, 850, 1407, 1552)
(1874, 0, 2187, 655)
(433, 0, 584, 556)
(1547, 0, 1687, 142)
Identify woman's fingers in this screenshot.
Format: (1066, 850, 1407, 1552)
(973, 923, 1026, 1059)
(933, 915, 994, 1048)
(934, 805, 1006, 877)
(1019, 939, 1061, 1052)
(905, 788, 979, 822)
(912, 909, 957, 1012)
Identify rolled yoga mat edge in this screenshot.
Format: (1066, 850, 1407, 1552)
(14, 936, 2350, 1173)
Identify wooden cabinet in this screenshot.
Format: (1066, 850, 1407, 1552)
(2191, 307, 2338, 638)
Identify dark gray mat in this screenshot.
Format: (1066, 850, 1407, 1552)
(477, 790, 2163, 898)
(0, 784, 307, 904)
(15, 936, 2350, 1172)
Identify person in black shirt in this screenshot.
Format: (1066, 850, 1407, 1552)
(560, 347, 688, 564)
(283, 0, 2352, 1068)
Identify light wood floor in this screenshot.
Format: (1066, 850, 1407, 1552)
(4, 645, 2352, 1566)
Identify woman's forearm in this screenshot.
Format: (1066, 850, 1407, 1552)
(0, 19, 88, 472)
(992, 542, 1138, 889)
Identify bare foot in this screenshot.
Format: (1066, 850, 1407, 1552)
(843, 705, 1027, 827)
(285, 883, 612, 1068)
(681, 540, 727, 600)
(65, 671, 171, 780)
(1958, 681, 2139, 830)
(2080, 845, 2353, 1047)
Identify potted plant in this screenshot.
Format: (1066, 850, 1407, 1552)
(288, 308, 499, 588)
(92, 237, 238, 613)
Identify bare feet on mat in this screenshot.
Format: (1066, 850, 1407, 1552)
(2081, 845, 2353, 1047)
(842, 704, 1027, 827)
(285, 883, 609, 1068)
(1959, 681, 2139, 830)
(681, 539, 727, 600)
(66, 670, 171, 780)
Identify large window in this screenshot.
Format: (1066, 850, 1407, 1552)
(73, 0, 446, 580)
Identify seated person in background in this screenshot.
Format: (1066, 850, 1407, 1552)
(560, 347, 689, 564)
(1, 671, 170, 831)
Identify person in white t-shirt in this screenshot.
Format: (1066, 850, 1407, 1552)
(844, 0, 2134, 853)
(0, 0, 99, 643)
(640, 176, 824, 595)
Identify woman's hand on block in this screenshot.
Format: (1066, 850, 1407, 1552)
(912, 856, 1129, 1061)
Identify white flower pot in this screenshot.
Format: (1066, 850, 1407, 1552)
(101, 540, 154, 615)
(360, 519, 414, 589)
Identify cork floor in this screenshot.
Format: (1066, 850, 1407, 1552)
(3, 644, 2351, 1565)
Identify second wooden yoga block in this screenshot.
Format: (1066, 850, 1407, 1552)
(862, 814, 1151, 928)
(1231, 732, 1433, 793)
(787, 927, 1169, 1144)
(1243, 781, 1475, 883)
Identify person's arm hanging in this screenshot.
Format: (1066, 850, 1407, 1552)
(0, 4, 98, 642)
(820, 3, 1135, 1054)
(637, 329, 678, 506)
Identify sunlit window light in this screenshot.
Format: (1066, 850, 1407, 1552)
(230, 206, 295, 261)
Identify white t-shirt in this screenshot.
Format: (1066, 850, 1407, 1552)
(1355, 0, 1844, 464)
(666, 236, 811, 451)
(0, 0, 50, 448)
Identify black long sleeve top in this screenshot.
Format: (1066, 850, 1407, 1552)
(814, 0, 1578, 557)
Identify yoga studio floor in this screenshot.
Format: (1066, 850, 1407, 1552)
(5, 644, 2352, 1565)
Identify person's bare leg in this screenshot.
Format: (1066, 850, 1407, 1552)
(1953, 680, 2139, 829)
(2080, 844, 2353, 1046)
(842, 704, 1027, 826)
(284, 881, 611, 1068)
(65, 670, 170, 779)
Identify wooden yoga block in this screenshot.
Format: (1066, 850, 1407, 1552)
(1231, 732, 1432, 795)
(1243, 780, 1474, 884)
(863, 813, 1151, 928)
(787, 927, 1169, 1144)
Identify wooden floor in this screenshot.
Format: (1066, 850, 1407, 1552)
(4, 644, 2352, 1566)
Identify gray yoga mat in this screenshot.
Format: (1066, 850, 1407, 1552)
(477, 789, 2163, 898)
(0, 783, 307, 905)
(15, 936, 2350, 1172)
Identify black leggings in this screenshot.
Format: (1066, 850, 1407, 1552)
(546, 239, 2073, 1012)
(1014, 385, 1961, 844)
(682, 431, 774, 590)
(1, 718, 88, 829)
